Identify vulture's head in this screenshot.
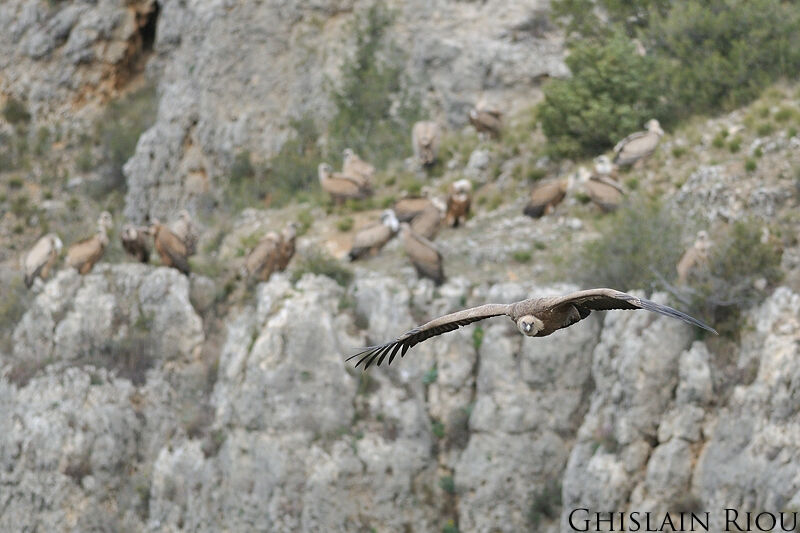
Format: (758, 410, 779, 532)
(431, 197, 447, 215)
(51, 234, 64, 253)
(646, 119, 664, 136)
(318, 163, 332, 181)
(452, 178, 472, 194)
(343, 148, 354, 160)
(517, 315, 544, 337)
(97, 211, 113, 232)
(594, 155, 614, 175)
(380, 209, 399, 232)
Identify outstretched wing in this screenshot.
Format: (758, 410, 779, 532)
(347, 303, 511, 369)
(547, 288, 717, 334)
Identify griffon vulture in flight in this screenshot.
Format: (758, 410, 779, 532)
(23, 233, 63, 288)
(150, 220, 190, 275)
(342, 148, 375, 188)
(169, 209, 199, 256)
(348, 210, 399, 261)
(66, 211, 113, 275)
(121, 224, 151, 263)
(348, 288, 717, 369)
(523, 178, 568, 218)
(446, 179, 472, 227)
(318, 163, 372, 204)
(468, 108, 502, 139)
(410, 197, 446, 241)
(613, 119, 664, 167)
(401, 223, 444, 285)
(412, 121, 442, 166)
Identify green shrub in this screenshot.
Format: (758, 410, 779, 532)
(442, 520, 459, 533)
(727, 137, 741, 153)
(577, 199, 683, 291)
(431, 420, 445, 439)
(326, 4, 422, 167)
(472, 326, 484, 351)
(512, 249, 532, 263)
(671, 145, 687, 158)
(685, 220, 783, 337)
(537, 33, 668, 157)
(290, 249, 353, 287)
(528, 480, 562, 528)
(263, 115, 324, 207)
(711, 132, 727, 149)
(0, 276, 26, 353)
(757, 123, 774, 137)
(8, 177, 23, 189)
(3, 97, 31, 124)
(422, 364, 438, 385)
(439, 476, 456, 495)
(296, 208, 314, 236)
(745, 158, 757, 172)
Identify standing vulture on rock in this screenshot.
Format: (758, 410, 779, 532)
(348, 210, 399, 260)
(468, 108, 502, 138)
(66, 211, 113, 275)
(151, 220, 190, 275)
(121, 224, 151, 263)
(446, 179, 472, 227)
(347, 288, 717, 369)
(412, 121, 442, 166)
(318, 163, 372, 204)
(169, 209, 199, 256)
(243, 231, 282, 282)
(342, 148, 375, 188)
(613, 119, 664, 167)
(410, 197, 446, 241)
(401, 223, 444, 285)
(523, 179, 568, 218)
(677, 231, 712, 284)
(277, 223, 298, 271)
(394, 195, 436, 222)
(22, 233, 63, 288)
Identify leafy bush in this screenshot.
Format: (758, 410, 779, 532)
(2, 97, 31, 124)
(264, 116, 324, 206)
(290, 249, 353, 287)
(439, 476, 456, 495)
(326, 4, 422, 167)
(577, 199, 683, 291)
(527, 479, 562, 529)
(685, 220, 783, 337)
(537, 33, 668, 157)
(0, 275, 27, 353)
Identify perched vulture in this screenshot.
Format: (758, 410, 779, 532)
(348, 288, 717, 369)
(394, 196, 436, 222)
(151, 220, 190, 275)
(277, 223, 298, 271)
(410, 197, 446, 240)
(318, 163, 372, 204)
(445, 179, 472, 227)
(348, 210, 399, 261)
(243, 231, 282, 282)
(342, 148, 375, 188)
(169, 209, 199, 256)
(66, 211, 113, 275)
(121, 224, 151, 263)
(613, 119, 664, 167)
(412, 121, 442, 166)
(401, 223, 444, 285)
(581, 165, 625, 213)
(468, 108, 502, 138)
(523, 179, 568, 218)
(22, 233, 63, 288)
(676, 231, 711, 284)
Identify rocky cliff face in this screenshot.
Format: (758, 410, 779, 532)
(4, 263, 799, 532)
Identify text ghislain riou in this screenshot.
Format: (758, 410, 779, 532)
(568, 508, 800, 532)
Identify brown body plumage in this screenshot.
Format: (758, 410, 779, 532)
(586, 175, 625, 212)
(348, 210, 399, 261)
(348, 288, 717, 369)
(151, 221, 190, 275)
(613, 119, 664, 167)
(676, 231, 711, 284)
(318, 163, 372, 204)
(277, 223, 297, 271)
(445, 179, 472, 227)
(66, 212, 112, 275)
(410, 198, 445, 240)
(468, 108, 502, 138)
(394, 196, 435, 222)
(412, 121, 441, 166)
(23, 233, 63, 288)
(401, 223, 444, 285)
(523, 179, 567, 218)
(121, 224, 151, 263)
(342, 149, 375, 188)
(169, 209, 198, 256)
(244, 232, 282, 282)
